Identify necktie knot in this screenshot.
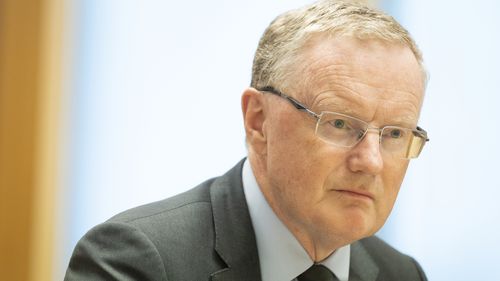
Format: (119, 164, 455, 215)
(297, 264, 339, 281)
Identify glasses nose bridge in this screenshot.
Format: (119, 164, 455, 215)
(362, 125, 384, 143)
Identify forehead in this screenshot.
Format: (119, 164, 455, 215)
(292, 36, 425, 125)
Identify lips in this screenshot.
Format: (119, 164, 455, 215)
(333, 189, 375, 200)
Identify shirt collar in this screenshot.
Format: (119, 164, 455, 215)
(242, 159, 350, 281)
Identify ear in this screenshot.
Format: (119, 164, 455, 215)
(241, 87, 267, 154)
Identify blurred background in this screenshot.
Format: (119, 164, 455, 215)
(1, 0, 499, 280)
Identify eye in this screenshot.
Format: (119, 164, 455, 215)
(389, 129, 403, 138)
(332, 119, 345, 129)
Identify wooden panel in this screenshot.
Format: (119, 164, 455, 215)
(0, 1, 42, 280)
(29, 0, 65, 279)
(0, 0, 63, 280)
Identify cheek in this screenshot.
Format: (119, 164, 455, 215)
(378, 186, 400, 220)
(267, 135, 339, 194)
(266, 114, 320, 182)
(376, 160, 409, 221)
(265, 119, 340, 212)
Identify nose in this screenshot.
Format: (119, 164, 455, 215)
(347, 130, 384, 175)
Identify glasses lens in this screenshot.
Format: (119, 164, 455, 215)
(316, 113, 428, 159)
(316, 112, 367, 147)
(381, 126, 426, 159)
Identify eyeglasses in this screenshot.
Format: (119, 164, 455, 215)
(258, 86, 429, 159)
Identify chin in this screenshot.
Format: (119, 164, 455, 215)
(340, 213, 379, 241)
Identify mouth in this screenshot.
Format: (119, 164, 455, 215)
(333, 189, 375, 201)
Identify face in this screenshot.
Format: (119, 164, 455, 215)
(252, 36, 425, 256)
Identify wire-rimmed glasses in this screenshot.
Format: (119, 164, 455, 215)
(258, 86, 429, 159)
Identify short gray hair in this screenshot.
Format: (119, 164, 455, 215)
(251, 0, 425, 90)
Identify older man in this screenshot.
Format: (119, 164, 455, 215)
(65, 1, 429, 280)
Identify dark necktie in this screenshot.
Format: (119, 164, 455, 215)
(297, 264, 339, 281)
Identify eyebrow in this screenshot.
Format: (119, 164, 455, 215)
(386, 112, 419, 127)
(311, 94, 364, 117)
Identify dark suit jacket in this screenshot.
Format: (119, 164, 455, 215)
(65, 159, 427, 281)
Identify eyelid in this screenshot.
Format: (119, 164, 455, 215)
(321, 111, 367, 125)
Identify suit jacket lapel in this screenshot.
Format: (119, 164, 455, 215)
(209, 159, 262, 281)
(349, 241, 379, 281)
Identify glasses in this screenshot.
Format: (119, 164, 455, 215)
(258, 86, 429, 159)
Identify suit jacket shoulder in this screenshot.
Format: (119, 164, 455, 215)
(65, 159, 260, 281)
(350, 236, 427, 281)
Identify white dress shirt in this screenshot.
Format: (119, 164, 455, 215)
(242, 160, 350, 281)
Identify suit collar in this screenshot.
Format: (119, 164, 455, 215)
(209, 159, 262, 281)
(349, 240, 379, 281)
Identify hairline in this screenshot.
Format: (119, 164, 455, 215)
(273, 33, 428, 95)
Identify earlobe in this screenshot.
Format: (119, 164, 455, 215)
(242, 88, 267, 150)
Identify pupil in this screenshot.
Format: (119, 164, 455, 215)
(391, 129, 401, 138)
(334, 119, 344, 128)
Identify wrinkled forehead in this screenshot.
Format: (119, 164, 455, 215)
(288, 36, 425, 124)
(291, 36, 425, 103)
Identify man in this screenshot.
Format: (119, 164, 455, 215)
(65, 1, 429, 280)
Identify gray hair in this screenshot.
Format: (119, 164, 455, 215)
(251, 0, 425, 90)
